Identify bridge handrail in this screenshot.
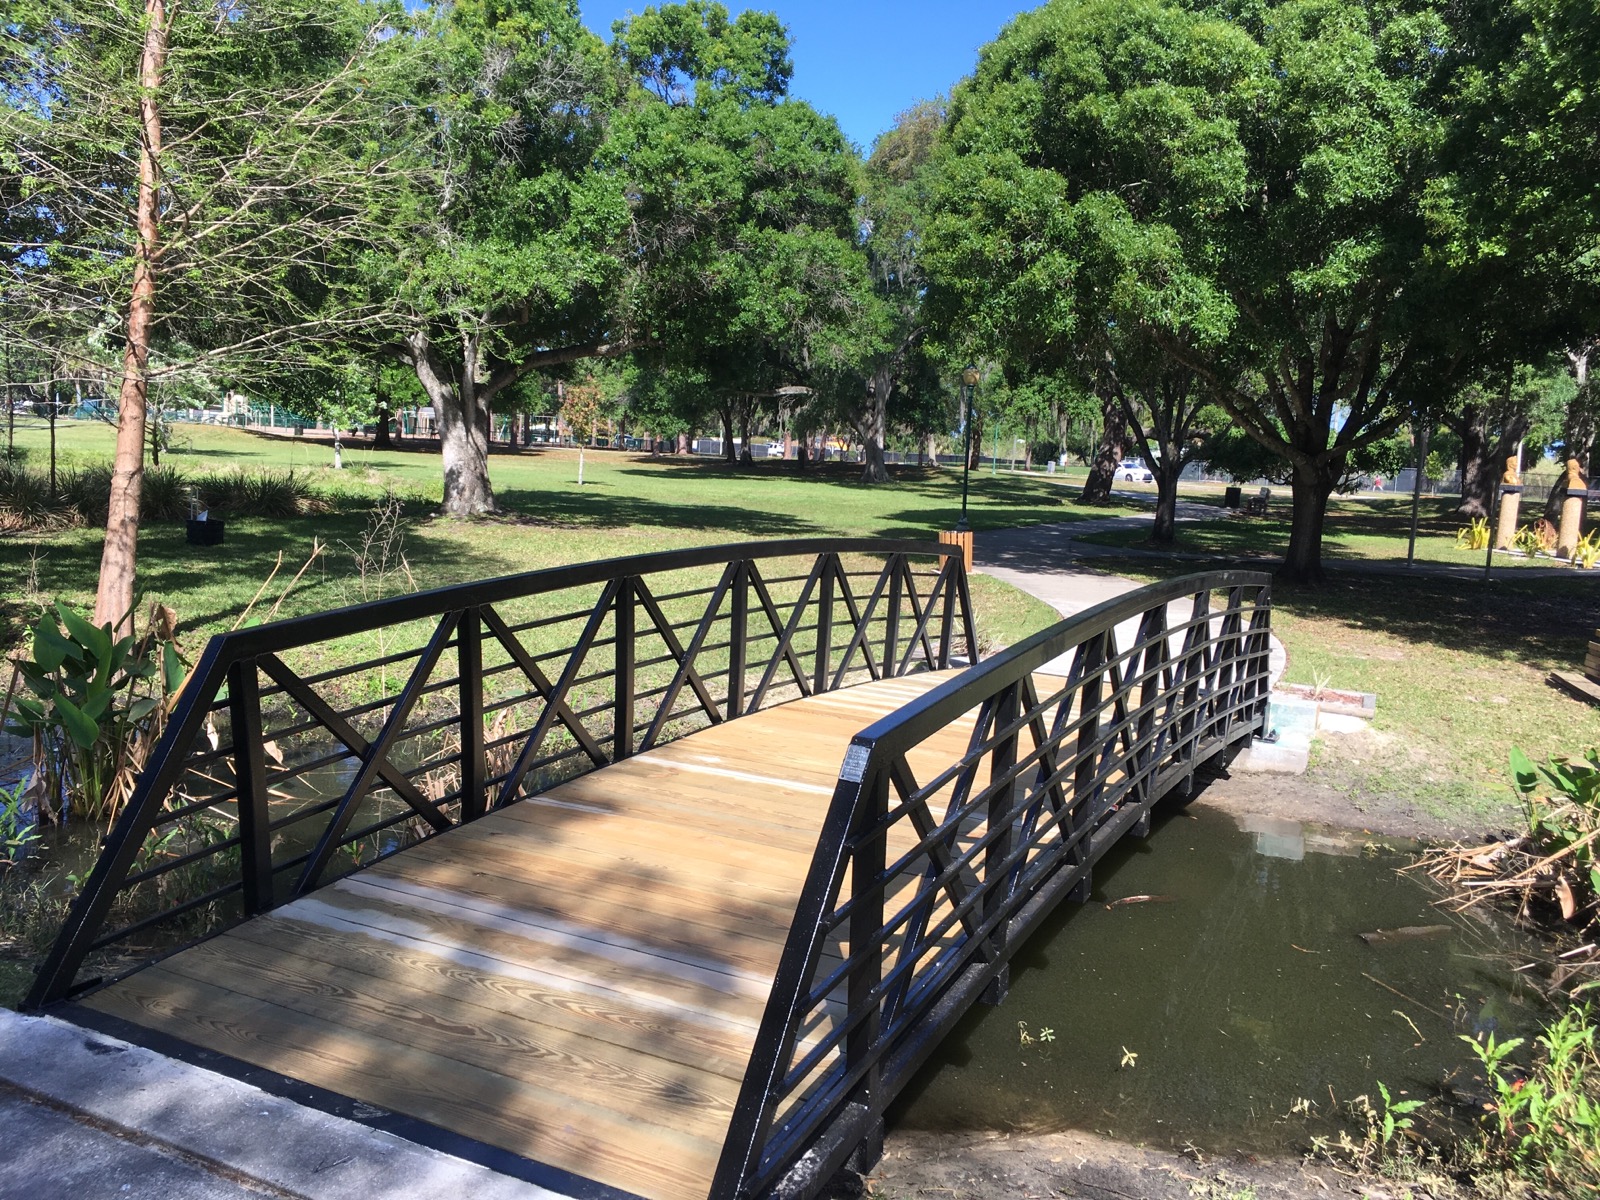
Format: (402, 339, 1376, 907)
(714, 570, 1273, 1199)
(27, 537, 975, 1010)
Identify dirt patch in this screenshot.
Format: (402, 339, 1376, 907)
(864, 1128, 1419, 1200)
(1195, 764, 1500, 844)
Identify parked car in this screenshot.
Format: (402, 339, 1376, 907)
(1118, 459, 1153, 482)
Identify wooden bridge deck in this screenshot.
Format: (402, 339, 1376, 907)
(79, 670, 989, 1200)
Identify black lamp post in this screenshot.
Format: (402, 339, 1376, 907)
(957, 363, 979, 530)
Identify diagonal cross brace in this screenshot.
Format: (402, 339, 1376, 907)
(480, 607, 608, 770)
(637, 570, 731, 752)
(291, 612, 461, 894)
(494, 581, 618, 809)
(830, 557, 884, 688)
(895, 558, 947, 676)
(746, 559, 816, 712)
(257, 654, 449, 836)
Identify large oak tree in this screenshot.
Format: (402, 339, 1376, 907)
(925, 0, 1483, 580)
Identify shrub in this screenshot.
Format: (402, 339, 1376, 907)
(57, 464, 111, 524)
(140, 465, 191, 521)
(193, 468, 322, 518)
(1457, 516, 1490, 550)
(3, 601, 185, 824)
(0, 461, 67, 532)
(1467, 1010, 1600, 1193)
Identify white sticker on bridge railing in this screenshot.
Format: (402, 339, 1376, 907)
(840, 744, 870, 783)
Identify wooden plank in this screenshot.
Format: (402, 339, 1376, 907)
(83, 968, 721, 1200)
(227, 911, 758, 1079)
(341, 872, 784, 989)
(368, 856, 792, 970)
(1553, 670, 1600, 708)
(435, 818, 803, 906)
(160, 932, 740, 1138)
(393, 827, 802, 930)
(275, 884, 772, 1027)
(529, 774, 829, 836)
(498, 787, 823, 858)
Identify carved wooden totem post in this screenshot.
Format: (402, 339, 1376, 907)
(1558, 458, 1588, 558)
(1495, 457, 1522, 550)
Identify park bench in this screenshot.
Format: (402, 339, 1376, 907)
(1245, 486, 1272, 516)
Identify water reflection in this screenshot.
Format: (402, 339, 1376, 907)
(887, 804, 1540, 1153)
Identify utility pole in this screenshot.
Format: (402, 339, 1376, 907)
(1406, 419, 1430, 566)
(4, 335, 13, 460)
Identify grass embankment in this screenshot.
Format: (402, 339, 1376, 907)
(1078, 493, 1582, 571)
(1, 417, 1080, 650)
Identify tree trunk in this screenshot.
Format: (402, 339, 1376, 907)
(924, 433, 939, 468)
(1546, 345, 1595, 522)
(94, 0, 167, 633)
(373, 404, 393, 450)
(860, 369, 891, 484)
(720, 407, 736, 463)
(1282, 464, 1337, 583)
(48, 383, 59, 491)
(1152, 457, 1182, 544)
(410, 331, 495, 515)
(1455, 406, 1495, 518)
(1078, 396, 1125, 504)
(739, 399, 754, 466)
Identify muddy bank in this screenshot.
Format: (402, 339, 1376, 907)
(868, 1128, 1392, 1200)
(1198, 762, 1502, 845)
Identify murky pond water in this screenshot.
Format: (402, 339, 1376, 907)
(888, 803, 1542, 1153)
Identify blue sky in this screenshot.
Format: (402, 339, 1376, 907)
(580, 2, 1026, 152)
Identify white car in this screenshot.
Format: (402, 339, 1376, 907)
(1119, 460, 1153, 482)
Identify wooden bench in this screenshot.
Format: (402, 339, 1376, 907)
(1550, 627, 1600, 707)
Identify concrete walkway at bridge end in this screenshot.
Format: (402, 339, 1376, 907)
(0, 1006, 564, 1200)
(974, 502, 1304, 772)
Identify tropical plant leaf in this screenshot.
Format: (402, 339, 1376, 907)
(1510, 746, 1540, 794)
(79, 690, 114, 723)
(162, 641, 184, 695)
(31, 618, 76, 671)
(55, 602, 112, 666)
(51, 694, 100, 751)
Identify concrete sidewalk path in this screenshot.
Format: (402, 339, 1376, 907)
(0, 1010, 568, 1200)
(974, 500, 1288, 685)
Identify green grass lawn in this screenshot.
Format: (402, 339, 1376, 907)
(2, 417, 1079, 650)
(7, 417, 1597, 828)
(1087, 554, 1600, 827)
(1076, 493, 1589, 571)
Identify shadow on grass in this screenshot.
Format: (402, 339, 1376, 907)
(1086, 550, 1595, 671)
(491, 484, 824, 537)
(1077, 497, 1491, 559)
(0, 512, 518, 638)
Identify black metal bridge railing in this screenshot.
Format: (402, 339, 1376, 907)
(713, 570, 1272, 1199)
(26, 538, 976, 1010)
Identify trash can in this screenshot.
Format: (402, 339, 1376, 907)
(1224, 485, 1243, 508)
(186, 517, 225, 546)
